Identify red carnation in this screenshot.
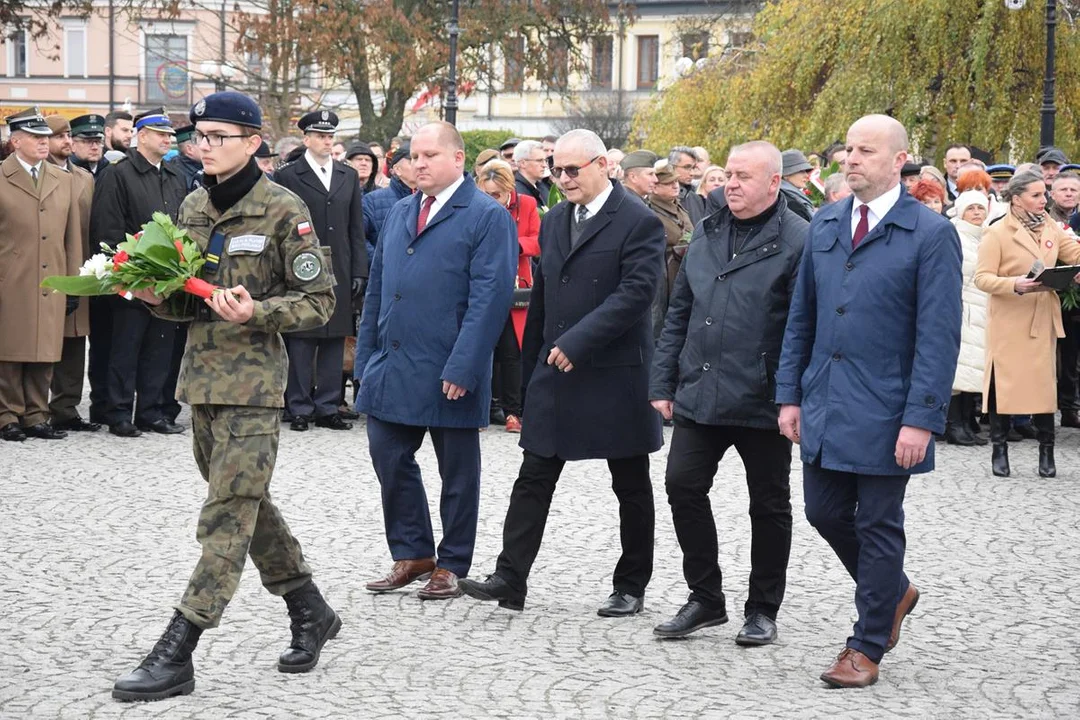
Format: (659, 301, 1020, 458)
(174, 240, 185, 261)
(112, 250, 130, 271)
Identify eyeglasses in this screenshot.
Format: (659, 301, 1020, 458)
(194, 132, 250, 147)
(551, 155, 601, 179)
(674, 163, 696, 170)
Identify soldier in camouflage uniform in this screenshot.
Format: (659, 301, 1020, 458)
(112, 91, 341, 702)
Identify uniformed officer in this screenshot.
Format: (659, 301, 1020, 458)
(68, 114, 110, 177)
(168, 124, 204, 191)
(112, 91, 341, 702)
(274, 109, 367, 431)
(254, 138, 276, 176)
(44, 114, 99, 432)
(87, 107, 188, 436)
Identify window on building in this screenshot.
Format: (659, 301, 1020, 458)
(297, 62, 315, 88)
(681, 32, 709, 61)
(547, 37, 569, 92)
(145, 34, 188, 104)
(591, 35, 613, 90)
(636, 35, 659, 89)
(9, 30, 28, 77)
(65, 25, 87, 77)
(504, 36, 524, 93)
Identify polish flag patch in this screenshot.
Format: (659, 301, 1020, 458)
(297, 221, 313, 236)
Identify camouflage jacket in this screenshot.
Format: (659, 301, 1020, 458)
(152, 174, 335, 408)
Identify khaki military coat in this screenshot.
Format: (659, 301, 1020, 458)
(974, 211, 1080, 414)
(0, 155, 81, 362)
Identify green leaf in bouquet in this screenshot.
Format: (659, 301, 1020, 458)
(41, 274, 115, 296)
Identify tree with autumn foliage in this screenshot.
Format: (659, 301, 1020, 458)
(633, 0, 1080, 164)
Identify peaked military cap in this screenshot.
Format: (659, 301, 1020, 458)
(6, 106, 51, 135)
(70, 114, 105, 138)
(174, 124, 196, 143)
(134, 107, 175, 134)
(901, 161, 923, 177)
(298, 109, 338, 134)
(190, 91, 263, 129)
(986, 164, 1015, 180)
(499, 137, 522, 151)
(1058, 164, 1080, 174)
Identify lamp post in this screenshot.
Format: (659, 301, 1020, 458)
(445, 0, 460, 126)
(200, 61, 235, 93)
(1039, 0, 1057, 147)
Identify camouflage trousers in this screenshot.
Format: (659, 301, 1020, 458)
(177, 404, 311, 629)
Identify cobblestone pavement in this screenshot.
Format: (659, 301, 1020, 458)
(1, 410, 1079, 719)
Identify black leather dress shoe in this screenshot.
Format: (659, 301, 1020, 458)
(735, 612, 778, 646)
(23, 423, 67, 440)
(315, 414, 353, 430)
(109, 421, 142, 438)
(338, 407, 360, 421)
(653, 600, 728, 637)
(1015, 424, 1038, 440)
(458, 573, 526, 612)
(1062, 410, 1080, 428)
(489, 406, 506, 426)
(137, 419, 185, 434)
(52, 417, 101, 432)
(597, 592, 644, 617)
(290, 417, 310, 432)
(0, 422, 26, 442)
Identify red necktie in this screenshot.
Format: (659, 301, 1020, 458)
(852, 204, 869, 249)
(417, 195, 436, 234)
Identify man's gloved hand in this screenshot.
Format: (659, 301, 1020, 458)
(351, 278, 367, 297)
(65, 296, 79, 316)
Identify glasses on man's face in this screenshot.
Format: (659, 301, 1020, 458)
(551, 155, 601, 180)
(194, 132, 248, 147)
(675, 163, 695, 171)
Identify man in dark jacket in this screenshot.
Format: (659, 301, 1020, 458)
(88, 107, 187, 437)
(273, 109, 367, 431)
(780, 149, 815, 221)
(361, 141, 414, 264)
(670, 146, 705, 228)
(650, 141, 808, 647)
(459, 130, 666, 617)
(69, 114, 110, 177)
(513, 140, 548, 211)
(167, 125, 203, 191)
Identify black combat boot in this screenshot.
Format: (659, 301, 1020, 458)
(990, 413, 1011, 477)
(112, 611, 203, 702)
(1035, 413, 1056, 478)
(278, 581, 341, 673)
(962, 394, 987, 445)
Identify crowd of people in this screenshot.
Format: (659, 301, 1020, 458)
(3, 92, 1077, 701)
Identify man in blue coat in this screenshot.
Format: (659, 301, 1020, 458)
(459, 129, 666, 617)
(776, 115, 962, 688)
(360, 141, 415, 265)
(355, 121, 516, 600)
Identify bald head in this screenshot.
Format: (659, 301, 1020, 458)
(844, 114, 909, 202)
(415, 120, 464, 152)
(411, 121, 466, 195)
(724, 140, 783, 219)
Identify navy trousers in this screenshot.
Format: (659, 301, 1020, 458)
(285, 336, 346, 419)
(366, 416, 481, 578)
(802, 463, 910, 663)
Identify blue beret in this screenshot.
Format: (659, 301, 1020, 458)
(190, 91, 262, 129)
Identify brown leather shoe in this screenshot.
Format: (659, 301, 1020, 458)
(886, 583, 920, 652)
(820, 648, 879, 688)
(416, 568, 463, 600)
(365, 558, 436, 593)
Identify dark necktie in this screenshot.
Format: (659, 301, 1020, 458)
(417, 195, 436, 234)
(30, 166, 38, 187)
(852, 204, 869, 249)
(576, 204, 588, 225)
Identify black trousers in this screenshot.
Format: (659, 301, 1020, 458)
(161, 323, 187, 422)
(49, 335, 87, 424)
(1058, 314, 1080, 412)
(285, 336, 345, 419)
(495, 451, 654, 597)
(987, 369, 1054, 444)
(665, 418, 793, 619)
(493, 316, 522, 417)
(87, 295, 113, 424)
(102, 296, 175, 426)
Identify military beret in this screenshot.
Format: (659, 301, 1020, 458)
(70, 114, 105, 138)
(298, 109, 338, 134)
(174, 124, 196, 143)
(190, 91, 262, 129)
(986, 164, 1015, 180)
(387, 141, 411, 168)
(901, 162, 923, 177)
(45, 115, 71, 136)
(134, 107, 175, 135)
(5, 106, 51, 136)
(621, 150, 658, 171)
(499, 137, 522, 151)
(654, 159, 678, 184)
(255, 138, 274, 158)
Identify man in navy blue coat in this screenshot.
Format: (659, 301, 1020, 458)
(459, 129, 666, 617)
(354, 122, 517, 600)
(360, 141, 415, 265)
(776, 115, 962, 688)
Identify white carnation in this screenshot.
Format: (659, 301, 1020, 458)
(79, 253, 111, 280)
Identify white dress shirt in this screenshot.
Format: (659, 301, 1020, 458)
(305, 150, 333, 192)
(15, 155, 43, 181)
(423, 174, 466, 225)
(851, 182, 902, 240)
(575, 181, 615, 222)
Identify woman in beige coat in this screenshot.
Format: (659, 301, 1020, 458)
(974, 170, 1080, 478)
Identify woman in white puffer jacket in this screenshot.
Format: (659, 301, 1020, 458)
(946, 191, 990, 445)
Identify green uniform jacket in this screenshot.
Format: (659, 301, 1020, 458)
(152, 174, 336, 408)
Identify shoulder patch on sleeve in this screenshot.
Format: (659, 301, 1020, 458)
(297, 221, 312, 236)
(292, 251, 322, 281)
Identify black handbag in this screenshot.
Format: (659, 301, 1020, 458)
(512, 286, 531, 309)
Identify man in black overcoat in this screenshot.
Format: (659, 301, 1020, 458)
(460, 129, 666, 617)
